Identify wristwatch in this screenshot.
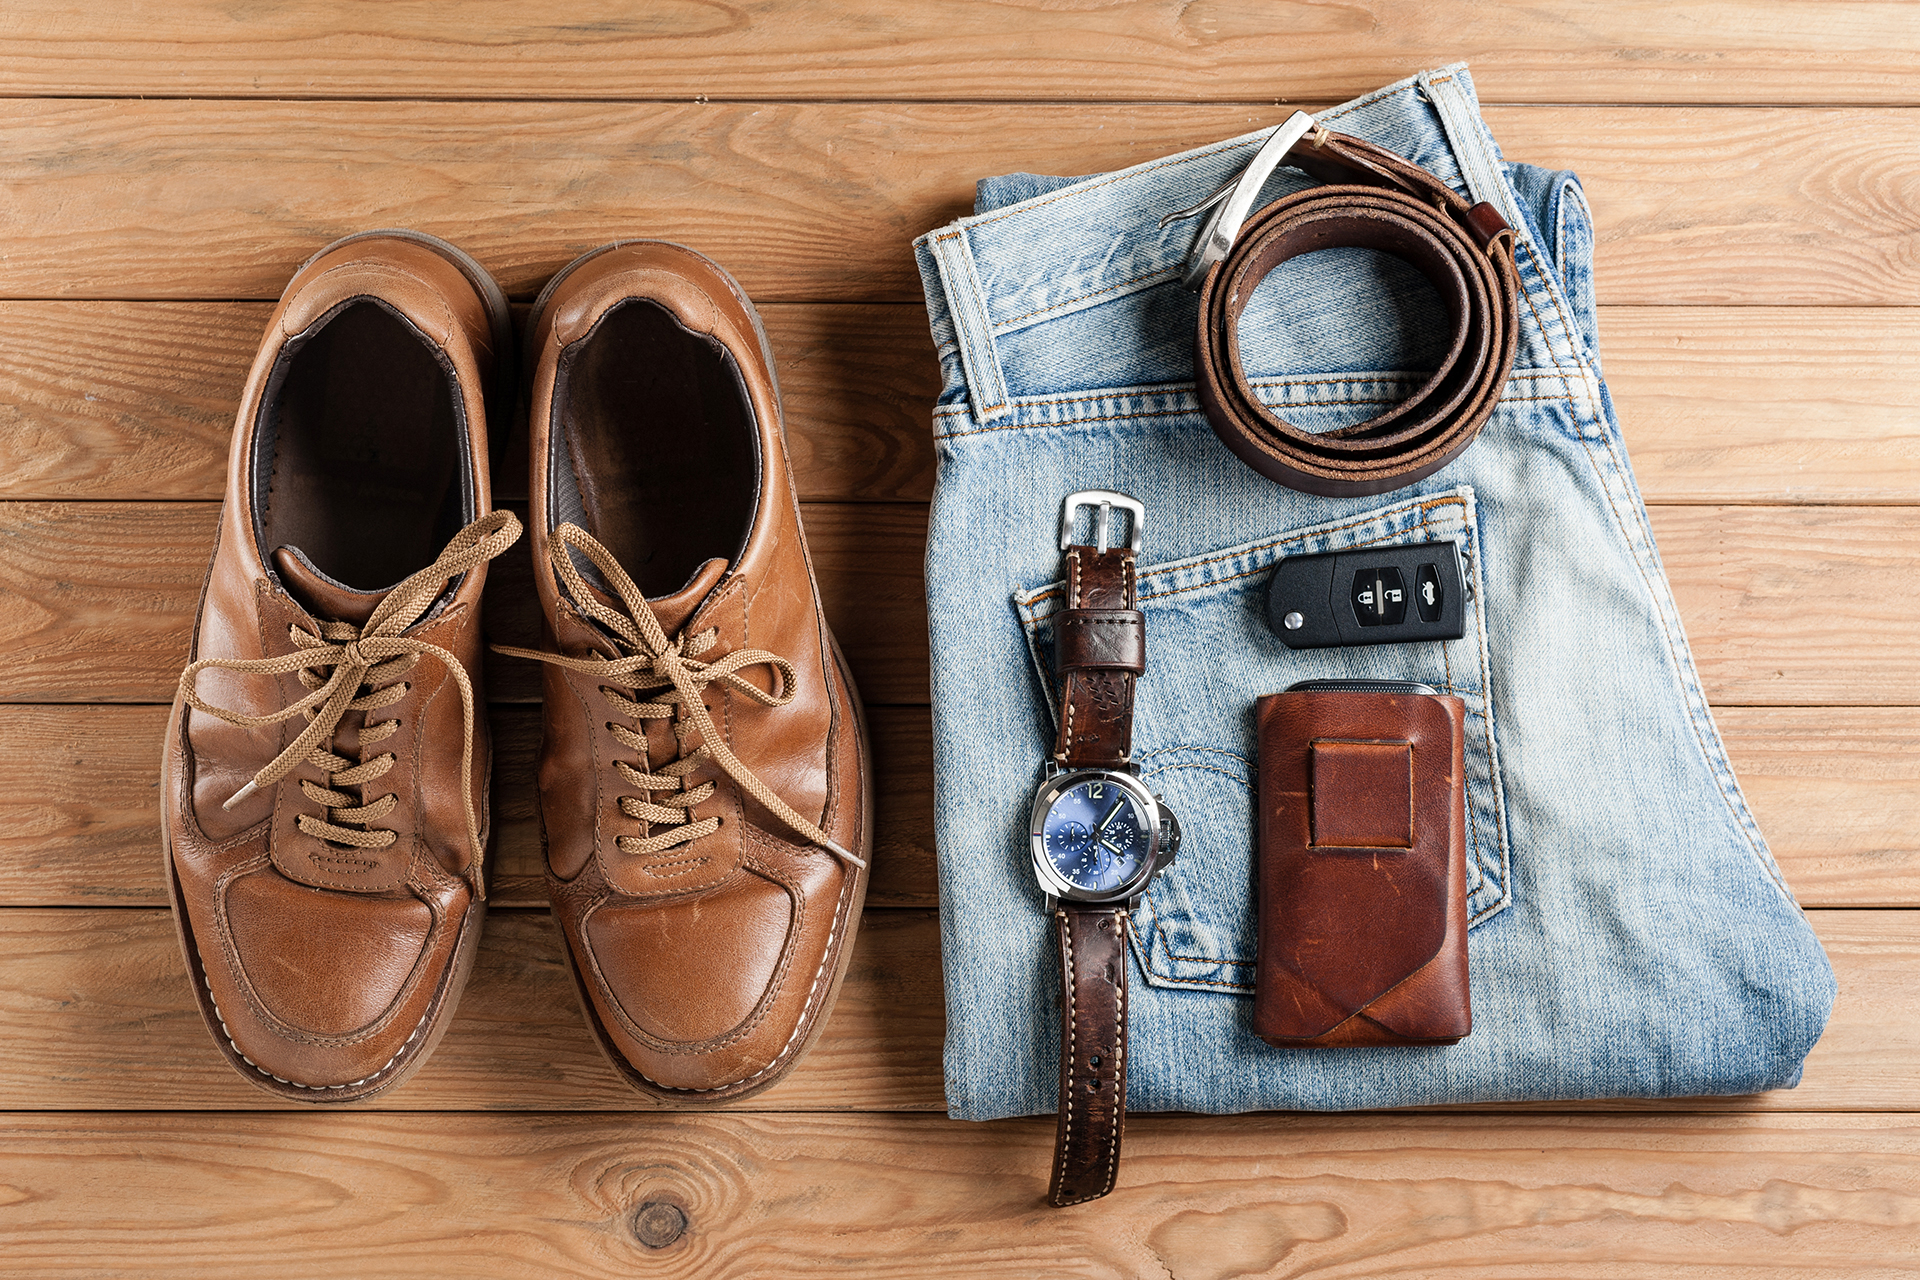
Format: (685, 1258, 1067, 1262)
(1030, 490, 1181, 1207)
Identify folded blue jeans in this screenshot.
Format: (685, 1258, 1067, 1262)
(912, 64, 1834, 1122)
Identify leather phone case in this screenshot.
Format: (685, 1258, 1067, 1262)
(1253, 689, 1471, 1047)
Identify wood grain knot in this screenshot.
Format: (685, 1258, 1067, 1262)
(632, 1200, 689, 1249)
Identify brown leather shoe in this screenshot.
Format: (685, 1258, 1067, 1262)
(162, 230, 521, 1102)
(506, 240, 871, 1101)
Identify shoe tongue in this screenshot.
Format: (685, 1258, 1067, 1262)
(272, 546, 389, 627)
(648, 557, 730, 636)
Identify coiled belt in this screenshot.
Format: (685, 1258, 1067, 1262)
(1178, 112, 1521, 498)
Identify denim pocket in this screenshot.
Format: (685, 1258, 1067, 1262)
(1014, 485, 1511, 995)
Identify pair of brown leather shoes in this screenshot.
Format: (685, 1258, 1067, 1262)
(164, 231, 871, 1103)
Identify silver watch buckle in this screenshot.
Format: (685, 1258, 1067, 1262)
(1059, 490, 1144, 554)
(1162, 109, 1320, 292)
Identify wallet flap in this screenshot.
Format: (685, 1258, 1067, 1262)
(1254, 691, 1466, 1040)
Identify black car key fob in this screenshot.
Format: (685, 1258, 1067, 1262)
(1266, 540, 1465, 648)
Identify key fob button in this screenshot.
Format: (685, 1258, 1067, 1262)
(1351, 567, 1407, 626)
(1415, 563, 1444, 622)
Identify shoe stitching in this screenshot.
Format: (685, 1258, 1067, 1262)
(208, 815, 444, 1043)
(620, 848, 859, 1096)
(609, 767, 867, 1097)
(181, 870, 448, 1095)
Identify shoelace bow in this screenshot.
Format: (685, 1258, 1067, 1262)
(177, 510, 523, 880)
(492, 522, 865, 869)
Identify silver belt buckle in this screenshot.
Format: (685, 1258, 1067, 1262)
(1162, 110, 1319, 292)
(1059, 490, 1144, 554)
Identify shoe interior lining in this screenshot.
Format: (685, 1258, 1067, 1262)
(549, 299, 760, 601)
(255, 298, 469, 593)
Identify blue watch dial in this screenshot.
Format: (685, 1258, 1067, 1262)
(1042, 778, 1148, 894)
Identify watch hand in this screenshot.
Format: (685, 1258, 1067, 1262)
(1096, 799, 1125, 833)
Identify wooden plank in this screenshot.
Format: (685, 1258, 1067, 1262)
(0, 302, 257, 502)
(0, 500, 1913, 707)
(1604, 307, 1920, 505)
(1649, 505, 1920, 704)
(1485, 106, 1920, 309)
(3, 1, 1919, 105)
(1719, 707, 1920, 908)
(0, 703, 1904, 911)
(0, 502, 218, 705)
(6, 301, 1917, 506)
(0, 1111, 1915, 1277)
(2, 101, 1916, 305)
(0, 907, 1906, 1113)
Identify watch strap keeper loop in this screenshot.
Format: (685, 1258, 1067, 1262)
(1057, 608, 1145, 675)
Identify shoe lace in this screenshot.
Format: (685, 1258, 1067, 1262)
(492, 522, 865, 869)
(176, 510, 523, 876)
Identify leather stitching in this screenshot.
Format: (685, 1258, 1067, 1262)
(618, 836, 858, 1094)
(1103, 911, 1128, 1200)
(580, 851, 804, 1057)
(210, 852, 444, 1049)
(1057, 549, 1082, 761)
(640, 854, 710, 875)
(187, 850, 452, 1091)
(1052, 909, 1076, 1200)
(1052, 907, 1130, 1206)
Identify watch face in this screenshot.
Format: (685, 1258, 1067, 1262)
(1040, 776, 1151, 895)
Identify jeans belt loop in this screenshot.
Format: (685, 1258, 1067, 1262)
(928, 226, 1014, 424)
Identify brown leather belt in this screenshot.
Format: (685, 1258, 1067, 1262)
(1183, 114, 1522, 498)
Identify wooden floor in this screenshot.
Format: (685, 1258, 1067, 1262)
(1, 4, 1917, 1276)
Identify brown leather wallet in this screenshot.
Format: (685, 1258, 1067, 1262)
(1253, 682, 1471, 1047)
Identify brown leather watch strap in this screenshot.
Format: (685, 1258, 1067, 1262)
(1052, 545, 1141, 769)
(1194, 127, 1521, 498)
(1049, 906, 1129, 1207)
